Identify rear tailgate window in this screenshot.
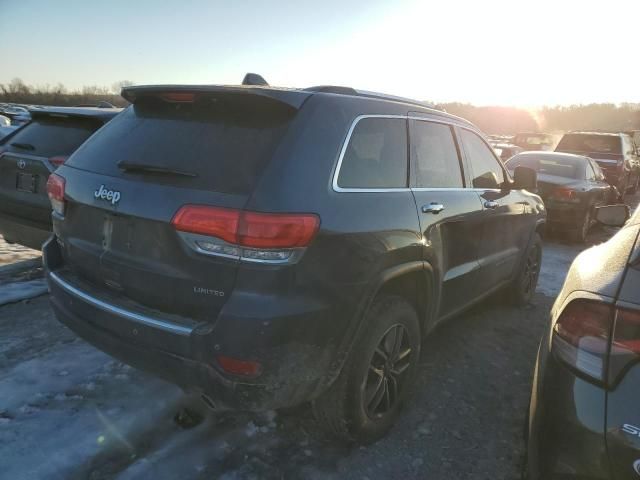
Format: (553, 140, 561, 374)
(65, 94, 297, 194)
(556, 134, 622, 154)
(2, 116, 101, 157)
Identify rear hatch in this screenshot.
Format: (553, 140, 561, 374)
(55, 89, 303, 321)
(0, 114, 104, 226)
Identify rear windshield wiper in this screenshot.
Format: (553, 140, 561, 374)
(10, 142, 35, 151)
(117, 161, 197, 178)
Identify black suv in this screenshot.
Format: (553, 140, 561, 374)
(0, 107, 120, 249)
(44, 80, 545, 442)
(555, 131, 640, 199)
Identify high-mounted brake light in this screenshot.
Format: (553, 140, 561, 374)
(160, 92, 196, 103)
(49, 155, 68, 168)
(46, 173, 66, 216)
(171, 205, 320, 263)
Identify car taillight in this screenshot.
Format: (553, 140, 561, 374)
(552, 300, 614, 383)
(46, 173, 66, 216)
(552, 187, 578, 202)
(553, 300, 640, 386)
(49, 155, 68, 168)
(608, 308, 640, 385)
(216, 355, 262, 377)
(171, 205, 320, 263)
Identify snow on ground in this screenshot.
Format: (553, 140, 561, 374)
(0, 235, 40, 267)
(0, 278, 47, 306)
(0, 196, 637, 479)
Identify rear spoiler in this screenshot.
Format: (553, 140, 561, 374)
(121, 85, 311, 110)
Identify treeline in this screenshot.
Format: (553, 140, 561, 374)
(0, 78, 131, 107)
(439, 102, 640, 134)
(2, 78, 640, 133)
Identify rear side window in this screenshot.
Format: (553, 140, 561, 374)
(556, 134, 622, 154)
(337, 117, 407, 189)
(411, 120, 463, 188)
(3, 117, 100, 157)
(66, 95, 296, 194)
(460, 129, 505, 188)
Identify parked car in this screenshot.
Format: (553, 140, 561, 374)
(0, 106, 121, 249)
(0, 105, 31, 126)
(43, 77, 545, 443)
(493, 143, 524, 163)
(555, 131, 640, 199)
(526, 203, 640, 480)
(506, 151, 617, 242)
(513, 132, 556, 152)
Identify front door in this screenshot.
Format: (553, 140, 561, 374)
(458, 127, 529, 289)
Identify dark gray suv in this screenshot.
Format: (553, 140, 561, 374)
(44, 79, 546, 443)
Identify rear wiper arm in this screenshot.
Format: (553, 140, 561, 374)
(117, 161, 197, 178)
(10, 142, 35, 151)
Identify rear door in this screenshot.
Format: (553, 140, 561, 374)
(0, 115, 103, 226)
(408, 118, 484, 318)
(458, 127, 529, 288)
(55, 93, 298, 322)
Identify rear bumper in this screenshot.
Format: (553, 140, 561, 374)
(0, 211, 50, 250)
(44, 237, 336, 411)
(545, 204, 587, 231)
(527, 323, 610, 479)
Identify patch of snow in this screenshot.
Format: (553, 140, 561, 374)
(0, 278, 48, 306)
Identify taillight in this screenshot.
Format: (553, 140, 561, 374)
(551, 187, 579, 203)
(49, 155, 68, 168)
(552, 300, 614, 383)
(608, 308, 640, 384)
(216, 355, 262, 377)
(171, 205, 320, 263)
(46, 173, 66, 216)
(553, 300, 640, 386)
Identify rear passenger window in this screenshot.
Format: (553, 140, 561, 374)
(411, 121, 463, 188)
(460, 129, 505, 189)
(337, 117, 407, 189)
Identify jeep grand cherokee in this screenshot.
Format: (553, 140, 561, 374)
(44, 78, 545, 443)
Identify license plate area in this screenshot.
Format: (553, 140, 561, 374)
(16, 173, 37, 193)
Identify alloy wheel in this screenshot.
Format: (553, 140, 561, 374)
(363, 324, 412, 419)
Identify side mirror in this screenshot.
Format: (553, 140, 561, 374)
(595, 204, 629, 227)
(513, 166, 537, 191)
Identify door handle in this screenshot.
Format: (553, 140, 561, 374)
(422, 202, 445, 214)
(484, 200, 499, 209)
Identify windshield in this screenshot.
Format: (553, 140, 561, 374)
(506, 154, 584, 179)
(556, 134, 622, 154)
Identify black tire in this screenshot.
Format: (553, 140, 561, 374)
(509, 233, 542, 306)
(312, 295, 421, 444)
(569, 208, 592, 244)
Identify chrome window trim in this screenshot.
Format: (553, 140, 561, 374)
(332, 114, 410, 193)
(332, 114, 477, 193)
(49, 271, 193, 336)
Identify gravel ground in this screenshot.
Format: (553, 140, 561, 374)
(0, 196, 637, 479)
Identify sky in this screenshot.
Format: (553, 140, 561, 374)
(1, 0, 639, 107)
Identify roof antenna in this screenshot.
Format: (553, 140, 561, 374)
(242, 73, 269, 86)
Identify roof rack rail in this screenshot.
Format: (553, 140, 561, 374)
(304, 85, 441, 111)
